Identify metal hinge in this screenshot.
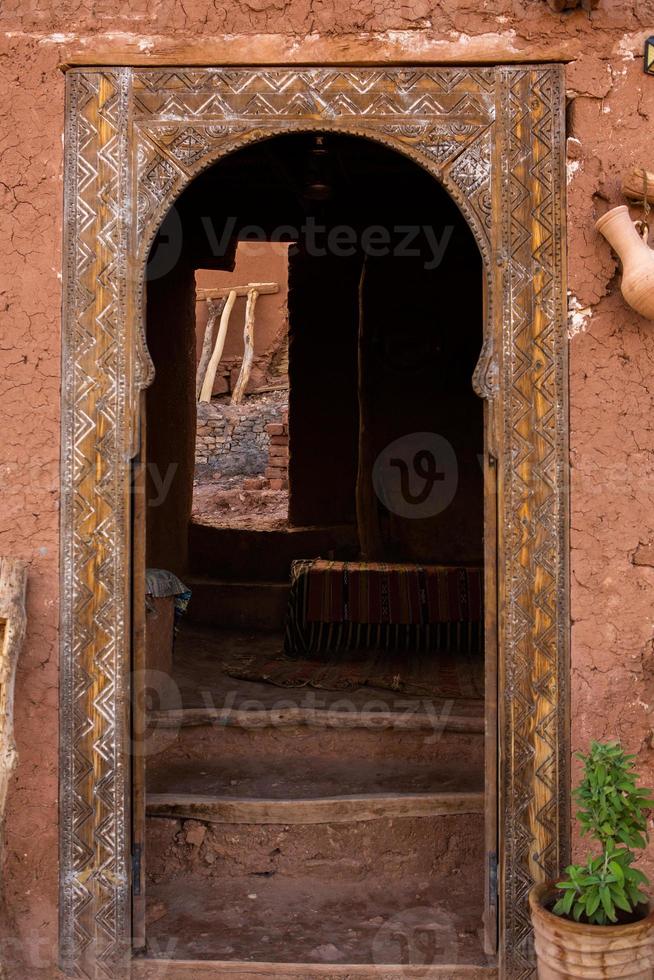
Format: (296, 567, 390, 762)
(489, 851, 498, 908)
(132, 843, 142, 897)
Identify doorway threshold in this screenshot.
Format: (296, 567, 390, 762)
(133, 960, 498, 978)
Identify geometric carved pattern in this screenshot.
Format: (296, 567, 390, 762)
(61, 66, 568, 979)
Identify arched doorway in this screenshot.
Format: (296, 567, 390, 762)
(60, 66, 569, 980)
(139, 131, 491, 970)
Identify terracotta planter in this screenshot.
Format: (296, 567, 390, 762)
(530, 882, 654, 978)
(595, 205, 654, 319)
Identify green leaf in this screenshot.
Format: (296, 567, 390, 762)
(561, 889, 576, 916)
(609, 861, 624, 885)
(552, 898, 568, 917)
(611, 889, 633, 914)
(586, 891, 601, 916)
(599, 885, 616, 921)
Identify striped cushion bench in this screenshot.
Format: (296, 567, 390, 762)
(284, 559, 483, 658)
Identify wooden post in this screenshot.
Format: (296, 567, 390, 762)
(0, 560, 26, 826)
(196, 282, 279, 302)
(0, 558, 27, 979)
(195, 297, 226, 400)
(355, 258, 383, 560)
(232, 288, 259, 405)
(199, 289, 237, 403)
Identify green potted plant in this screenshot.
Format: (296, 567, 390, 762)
(530, 741, 654, 978)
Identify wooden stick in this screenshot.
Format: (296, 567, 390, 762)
(195, 297, 226, 400)
(622, 168, 654, 207)
(231, 288, 258, 404)
(199, 289, 237, 403)
(197, 282, 278, 301)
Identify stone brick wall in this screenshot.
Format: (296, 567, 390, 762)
(265, 414, 289, 490)
(195, 390, 288, 486)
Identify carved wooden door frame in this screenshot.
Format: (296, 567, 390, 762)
(60, 65, 569, 979)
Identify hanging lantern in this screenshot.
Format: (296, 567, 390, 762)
(645, 36, 654, 75)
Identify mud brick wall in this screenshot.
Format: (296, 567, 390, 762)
(6, 8, 654, 972)
(195, 391, 288, 484)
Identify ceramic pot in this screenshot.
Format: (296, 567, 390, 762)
(530, 882, 654, 979)
(596, 205, 654, 319)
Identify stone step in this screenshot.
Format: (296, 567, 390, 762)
(146, 754, 484, 827)
(186, 579, 290, 631)
(146, 705, 485, 773)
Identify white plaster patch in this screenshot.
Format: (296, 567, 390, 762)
(567, 159, 581, 184)
(37, 33, 77, 43)
(568, 293, 593, 339)
(614, 32, 642, 60)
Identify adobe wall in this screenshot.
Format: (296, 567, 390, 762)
(2, 4, 654, 973)
(195, 242, 290, 398)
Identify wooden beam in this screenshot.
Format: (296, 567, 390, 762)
(149, 704, 485, 733)
(197, 283, 278, 301)
(231, 288, 258, 404)
(133, 959, 498, 978)
(199, 289, 237, 403)
(196, 297, 226, 400)
(56, 32, 592, 73)
(622, 169, 654, 208)
(146, 790, 485, 824)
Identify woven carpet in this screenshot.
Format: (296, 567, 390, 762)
(224, 646, 484, 700)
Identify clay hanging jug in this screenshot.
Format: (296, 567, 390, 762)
(596, 205, 654, 319)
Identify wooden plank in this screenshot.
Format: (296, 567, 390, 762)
(197, 283, 279, 300)
(622, 168, 654, 208)
(146, 790, 485, 824)
(133, 959, 497, 979)
(149, 705, 485, 733)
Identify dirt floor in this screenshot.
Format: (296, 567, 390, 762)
(192, 485, 289, 530)
(162, 623, 485, 720)
(146, 871, 490, 966)
(144, 622, 488, 968)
